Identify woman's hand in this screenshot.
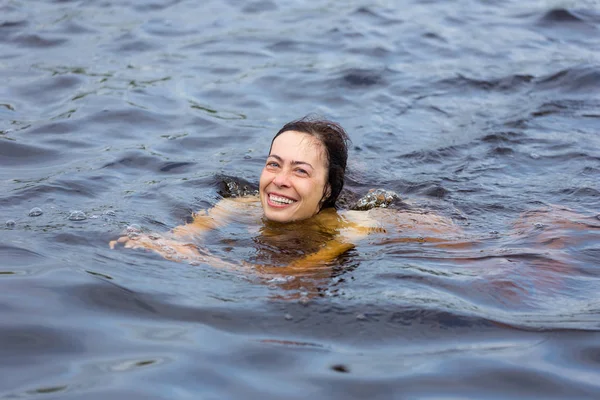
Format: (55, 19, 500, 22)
(109, 231, 203, 262)
(109, 227, 242, 270)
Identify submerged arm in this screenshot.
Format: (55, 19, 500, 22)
(172, 196, 259, 238)
(109, 197, 259, 262)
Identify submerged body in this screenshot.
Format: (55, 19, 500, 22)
(111, 194, 598, 299)
(112, 195, 461, 274)
(111, 121, 463, 277)
(110, 118, 598, 298)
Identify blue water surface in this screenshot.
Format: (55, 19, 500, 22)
(1, 0, 600, 398)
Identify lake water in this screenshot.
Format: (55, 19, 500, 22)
(2, 0, 600, 398)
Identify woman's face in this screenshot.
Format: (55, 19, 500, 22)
(259, 130, 329, 223)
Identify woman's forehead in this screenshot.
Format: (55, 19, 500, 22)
(270, 131, 325, 162)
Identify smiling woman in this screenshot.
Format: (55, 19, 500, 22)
(110, 117, 461, 278)
(261, 132, 329, 222)
(260, 118, 349, 222)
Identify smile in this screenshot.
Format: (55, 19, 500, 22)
(268, 193, 297, 206)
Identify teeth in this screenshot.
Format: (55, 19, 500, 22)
(270, 194, 296, 204)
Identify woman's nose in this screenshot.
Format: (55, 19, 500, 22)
(272, 170, 291, 187)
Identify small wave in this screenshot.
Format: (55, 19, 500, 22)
(102, 152, 195, 174)
(531, 99, 600, 119)
(242, 0, 278, 14)
(0, 244, 45, 265)
(351, 6, 402, 26)
(141, 20, 199, 37)
(114, 39, 158, 53)
(132, 0, 183, 12)
(9, 33, 68, 48)
(535, 65, 600, 94)
(159, 161, 196, 173)
(539, 8, 588, 24)
(85, 107, 170, 129)
(50, 20, 97, 35)
(12, 74, 85, 111)
(25, 120, 81, 136)
(437, 74, 534, 92)
(480, 131, 525, 144)
(338, 68, 385, 88)
(558, 186, 600, 198)
(398, 181, 451, 199)
(396, 145, 463, 163)
(0, 325, 83, 356)
(488, 146, 514, 156)
(0, 20, 28, 30)
(0, 140, 60, 166)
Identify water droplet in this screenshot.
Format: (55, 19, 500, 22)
(90, 215, 99, 219)
(299, 297, 310, 306)
(6, 220, 16, 228)
(103, 210, 116, 217)
(28, 207, 43, 217)
(284, 313, 293, 321)
(68, 210, 87, 221)
(530, 153, 540, 159)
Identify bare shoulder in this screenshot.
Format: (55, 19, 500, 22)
(341, 209, 383, 229)
(343, 207, 460, 236)
(179, 195, 261, 235)
(207, 195, 261, 214)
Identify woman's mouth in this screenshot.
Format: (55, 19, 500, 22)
(267, 193, 297, 207)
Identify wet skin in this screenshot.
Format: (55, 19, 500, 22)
(109, 196, 600, 300)
(259, 130, 330, 223)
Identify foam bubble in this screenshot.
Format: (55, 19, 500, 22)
(28, 207, 43, 217)
(68, 210, 87, 221)
(6, 220, 16, 228)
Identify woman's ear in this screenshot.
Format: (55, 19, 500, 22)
(319, 184, 332, 210)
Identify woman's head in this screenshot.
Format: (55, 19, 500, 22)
(259, 117, 350, 222)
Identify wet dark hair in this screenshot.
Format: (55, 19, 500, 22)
(269, 116, 350, 210)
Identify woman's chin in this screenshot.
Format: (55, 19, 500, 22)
(264, 209, 293, 223)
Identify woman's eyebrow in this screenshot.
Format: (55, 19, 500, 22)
(268, 154, 314, 169)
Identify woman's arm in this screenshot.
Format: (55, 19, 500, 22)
(171, 196, 260, 238)
(109, 197, 260, 260)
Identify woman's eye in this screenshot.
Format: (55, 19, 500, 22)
(295, 168, 308, 176)
(266, 161, 279, 168)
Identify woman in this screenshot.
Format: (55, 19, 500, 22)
(110, 117, 459, 277)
